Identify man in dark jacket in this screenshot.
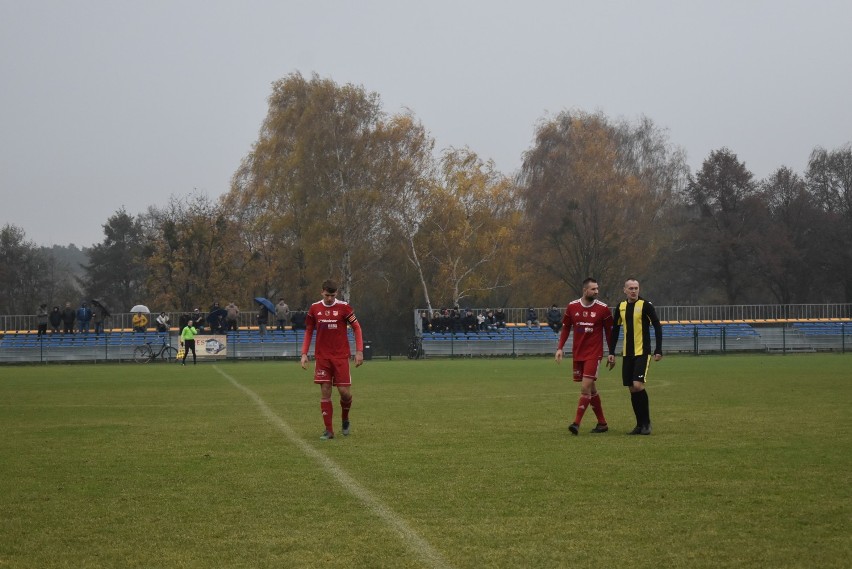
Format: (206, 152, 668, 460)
(461, 309, 478, 333)
(49, 306, 62, 333)
(61, 302, 76, 334)
(547, 304, 563, 333)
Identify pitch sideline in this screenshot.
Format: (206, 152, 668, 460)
(214, 365, 454, 569)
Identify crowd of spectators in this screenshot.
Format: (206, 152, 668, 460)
(31, 301, 110, 336)
(22, 299, 307, 335)
(420, 306, 560, 334)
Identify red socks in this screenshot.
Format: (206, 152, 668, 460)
(320, 399, 333, 432)
(574, 394, 591, 425)
(590, 393, 607, 425)
(574, 393, 606, 426)
(321, 396, 354, 433)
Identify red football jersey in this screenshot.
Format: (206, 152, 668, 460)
(558, 299, 613, 361)
(302, 299, 362, 359)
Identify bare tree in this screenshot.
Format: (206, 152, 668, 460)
(376, 113, 439, 312)
(518, 111, 682, 299)
(422, 148, 520, 307)
(807, 145, 852, 301)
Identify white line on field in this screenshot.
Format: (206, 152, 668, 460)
(213, 365, 454, 569)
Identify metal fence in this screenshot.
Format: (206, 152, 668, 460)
(2, 305, 851, 363)
(415, 322, 851, 358)
(0, 329, 368, 364)
(654, 304, 852, 322)
(4, 304, 850, 334)
(0, 310, 305, 334)
(415, 304, 852, 331)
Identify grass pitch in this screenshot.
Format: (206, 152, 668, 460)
(0, 355, 849, 568)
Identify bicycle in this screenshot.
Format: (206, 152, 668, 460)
(133, 336, 178, 363)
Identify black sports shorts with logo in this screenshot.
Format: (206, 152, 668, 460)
(622, 354, 651, 387)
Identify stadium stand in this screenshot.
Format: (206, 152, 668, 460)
(792, 322, 846, 335)
(0, 327, 366, 363)
(418, 322, 769, 357)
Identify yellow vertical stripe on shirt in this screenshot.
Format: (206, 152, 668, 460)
(632, 299, 645, 355)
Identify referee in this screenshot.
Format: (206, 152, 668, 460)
(607, 278, 663, 435)
(180, 319, 198, 366)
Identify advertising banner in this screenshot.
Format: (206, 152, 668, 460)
(195, 334, 227, 359)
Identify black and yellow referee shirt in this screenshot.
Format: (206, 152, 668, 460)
(608, 297, 663, 357)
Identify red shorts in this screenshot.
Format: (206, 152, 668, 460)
(314, 357, 352, 386)
(572, 359, 601, 382)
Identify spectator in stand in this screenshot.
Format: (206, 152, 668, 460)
(178, 311, 190, 331)
(92, 305, 106, 335)
(420, 311, 431, 333)
(156, 312, 170, 332)
(257, 305, 269, 335)
(61, 302, 75, 334)
(484, 309, 497, 331)
(450, 308, 463, 334)
(49, 306, 62, 334)
(494, 308, 507, 329)
(526, 307, 540, 328)
(225, 302, 240, 331)
(462, 309, 478, 333)
(192, 308, 205, 333)
(37, 304, 48, 337)
(275, 298, 291, 331)
(76, 302, 92, 334)
(433, 309, 447, 332)
(547, 304, 563, 333)
(290, 310, 306, 330)
(476, 310, 486, 331)
(209, 302, 225, 333)
(132, 312, 148, 333)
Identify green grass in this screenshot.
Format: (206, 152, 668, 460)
(0, 355, 849, 568)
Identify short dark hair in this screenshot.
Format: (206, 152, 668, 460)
(582, 277, 598, 287)
(322, 279, 338, 293)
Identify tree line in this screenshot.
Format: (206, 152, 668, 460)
(2, 72, 850, 351)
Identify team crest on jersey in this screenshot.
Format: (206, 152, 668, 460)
(333, 310, 339, 316)
(591, 311, 596, 317)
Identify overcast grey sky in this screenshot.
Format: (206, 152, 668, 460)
(1, 0, 850, 248)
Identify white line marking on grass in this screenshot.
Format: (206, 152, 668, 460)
(214, 366, 454, 569)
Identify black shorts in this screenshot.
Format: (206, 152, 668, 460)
(622, 354, 651, 387)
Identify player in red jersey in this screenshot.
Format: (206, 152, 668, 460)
(300, 279, 364, 440)
(554, 277, 614, 435)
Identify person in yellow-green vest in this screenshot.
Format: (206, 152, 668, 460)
(607, 279, 663, 435)
(180, 319, 198, 366)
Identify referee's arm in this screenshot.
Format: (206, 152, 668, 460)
(607, 308, 621, 357)
(645, 302, 663, 356)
